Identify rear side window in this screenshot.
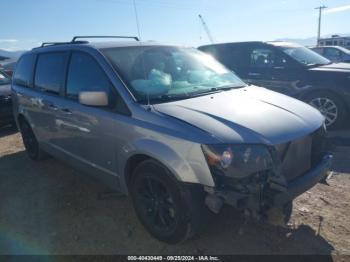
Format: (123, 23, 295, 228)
(66, 52, 111, 99)
(35, 52, 67, 95)
(13, 54, 35, 87)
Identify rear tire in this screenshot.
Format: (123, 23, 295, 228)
(19, 119, 46, 160)
(130, 159, 210, 244)
(304, 91, 346, 129)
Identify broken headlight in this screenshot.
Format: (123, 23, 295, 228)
(202, 144, 274, 178)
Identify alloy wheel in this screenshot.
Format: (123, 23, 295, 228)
(309, 97, 338, 127)
(135, 175, 178, 234)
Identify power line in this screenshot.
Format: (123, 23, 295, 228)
(315, 5, 327, 46)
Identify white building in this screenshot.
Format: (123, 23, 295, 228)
(318, 35, 350, 49)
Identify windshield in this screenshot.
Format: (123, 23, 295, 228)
(0, 71, 10, 85)
(102, 46, 246, 103)
(278, 45, 331, 66)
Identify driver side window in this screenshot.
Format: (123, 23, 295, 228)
(250, 48, 288, 69)
(66, 52, 112, 100)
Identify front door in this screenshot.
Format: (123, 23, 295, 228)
(53, 51, 121, 187)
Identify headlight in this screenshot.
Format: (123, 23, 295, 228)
(202, 144, 274, 178)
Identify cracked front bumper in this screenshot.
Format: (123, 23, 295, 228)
(273, 154, 333, 207)
(204, 153, 333, 216)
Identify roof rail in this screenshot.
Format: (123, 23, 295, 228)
(39, 41, 88, 48)
(71, 35, 140, 42)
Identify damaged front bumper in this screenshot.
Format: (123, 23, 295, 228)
(204, 153, 333, 219)
(273, 154, 333, 207)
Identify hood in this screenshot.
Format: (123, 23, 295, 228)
(153, 86, 324, 145)
(0, 84, 11, 96)
(309, 62, 350, 73)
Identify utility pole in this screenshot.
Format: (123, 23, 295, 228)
(198, 14, 214, 44)
(315, 5, 327, 46)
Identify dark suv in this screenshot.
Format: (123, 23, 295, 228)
(199, 41, 350, 128)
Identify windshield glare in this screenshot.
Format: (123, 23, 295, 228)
(102, 46, 246, 103)
(279, 45, 331, 66)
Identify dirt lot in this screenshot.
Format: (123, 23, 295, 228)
(0, 125, 349, 256)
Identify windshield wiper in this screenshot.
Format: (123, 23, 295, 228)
(216, 84, 246, 90)
(307, 62, 332, 67)
(138, 93, 191, 104)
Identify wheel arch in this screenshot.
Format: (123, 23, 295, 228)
(121, 139, 215, 194)
(299, 88, 347, 109)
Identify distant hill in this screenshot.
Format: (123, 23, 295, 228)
(275, 37, 317, 47)
(0, 49, 25, 59)
(275, 33, 350, 47)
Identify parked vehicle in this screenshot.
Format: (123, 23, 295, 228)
(311, 46, 350, 63)
(0, 70, 13, 126)
(199, 41, 350, 128)
(12, 37, 332, 243)
(0, 60, 17, 76)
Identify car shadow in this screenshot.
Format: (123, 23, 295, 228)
(0, 151, 336, 256)
(189, 206, 335, 257)
(0, 124, 18, 138)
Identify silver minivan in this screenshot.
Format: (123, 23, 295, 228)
(12, 36, 333, 243)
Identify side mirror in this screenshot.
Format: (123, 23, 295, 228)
(79, 91, 108, 107)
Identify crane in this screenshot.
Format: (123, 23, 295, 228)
(198, 14, 215, 44)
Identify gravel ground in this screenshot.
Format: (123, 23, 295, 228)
(0, 125, 349, 256)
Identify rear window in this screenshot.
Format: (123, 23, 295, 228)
(34, 52, 68, 95)
(13, 54, 35, 87)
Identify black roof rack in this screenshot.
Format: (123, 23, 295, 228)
(35, 35, 139, 50)
(71, 35, 140, 42)
(38, 41, 88, 48)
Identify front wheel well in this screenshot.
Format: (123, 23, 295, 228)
(300, 89, 344, 105)
(124, 154, 151, 189)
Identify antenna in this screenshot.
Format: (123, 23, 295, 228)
(133, 0, 142, 41)
(198, 14, 215, 44)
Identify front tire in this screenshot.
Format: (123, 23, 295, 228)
(130, 160, 209, 244)
(305, 91, 346, 129)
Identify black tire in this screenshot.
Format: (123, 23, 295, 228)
(19, 119, 46, 160)
(304, 91, 347, 129)
(130, 159, 210, 244)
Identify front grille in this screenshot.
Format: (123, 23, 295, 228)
(275, 126, 328, 181)
(277, 135, 312, 181)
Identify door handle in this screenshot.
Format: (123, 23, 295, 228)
(248, 72, 261, 76)
(60, 108, 72, 114)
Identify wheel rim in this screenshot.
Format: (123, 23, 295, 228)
(21, 122, 37, 157)
(309, 97, 338, 127)
(136, 176, 177, 234)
